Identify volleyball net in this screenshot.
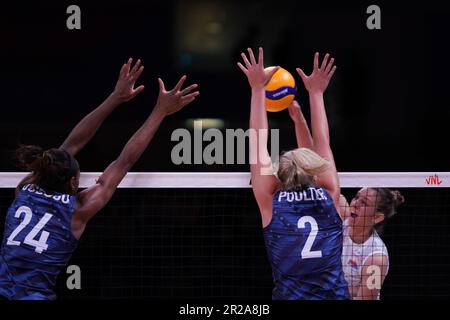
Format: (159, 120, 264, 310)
(0, 172, 449, 299)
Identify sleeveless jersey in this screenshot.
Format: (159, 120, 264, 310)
(263, 186, 350, 300)
(0, 184, 78, 300)
(342, 219, 389, 299)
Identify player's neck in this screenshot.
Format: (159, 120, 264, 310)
(349, 225, 373, 244)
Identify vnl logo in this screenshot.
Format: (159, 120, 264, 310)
(426, 174, 443, 186)
(171, 120, 279, 175)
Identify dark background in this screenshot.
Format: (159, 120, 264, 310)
(0, 0, 449, 300)
(1, 0, 449, 172)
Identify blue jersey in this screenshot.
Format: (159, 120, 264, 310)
(263, 185, 350, 300)
(0, 184, 78, 300)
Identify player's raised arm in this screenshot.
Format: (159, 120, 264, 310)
(356, 253, 389, 300)
(237, 47, 280, 226)
(60, 58, 145, 156)
(72, 76, 199, 237)
(288, 100, 314, 149)
(296, 53, 340, 206)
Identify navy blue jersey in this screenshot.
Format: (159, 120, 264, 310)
(0, 184, 78, 300)
(263, 185, 350, 300)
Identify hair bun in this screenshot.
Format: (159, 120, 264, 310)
(41, 150, 54, 167)
(15, 145, 44, 170)
(391, 190, 405, 206)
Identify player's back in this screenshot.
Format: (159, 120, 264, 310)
(263, 185, 350, 300)
(0, 184, 78, 300)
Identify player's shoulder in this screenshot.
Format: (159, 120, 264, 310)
(362, 252, 389, 272)
(362, 232, 389, 263)
(371, 230, 388, 250)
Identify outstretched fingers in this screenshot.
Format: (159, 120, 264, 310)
(320, 53, 330, 70)
(158, 78, 166, 92)
(131, 66, 144, 82)
(125, 57, 132, 75)
(180, 83, 199, 95)
(182, 91, 200, 100)
(241, 52, 252, 69)
(313, 52, 319, 70)
(181, 91, 200, 107)
(290, 100, 300, 109)
(325, 57, 335, 74)
(267, 66, 281, 80)
(257, 47, 264, 66)
(327, 65, 337, 79)
(237, 62, 248, 74)
(173, 75, 187, 92)
(119, 63, 127, 79)
(130, 59, 141, 76)
(247, 47, 257, 65)
(296, 67, 308, 82)
(288, 100, 301, 119)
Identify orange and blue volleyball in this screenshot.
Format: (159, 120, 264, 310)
(265, 67, 297, 112)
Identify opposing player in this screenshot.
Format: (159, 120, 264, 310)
(238, 48, 350, 299)
(0, 58, 199, 300)
(339, 189, 403, 299)
(288, 99, 404, 300)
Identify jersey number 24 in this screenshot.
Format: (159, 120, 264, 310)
(6, 206, 53, 254)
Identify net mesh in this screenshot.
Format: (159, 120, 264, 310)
(0, 172, 449, 299)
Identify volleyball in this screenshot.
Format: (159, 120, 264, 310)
(265, 67, 297, 112)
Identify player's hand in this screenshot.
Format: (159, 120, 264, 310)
(238, 47, 280, 90)
(296, 52, 336, 95)
(288, 100, 305, 124)
(154, 75, 199, 116)
(112, 58, 145, 102)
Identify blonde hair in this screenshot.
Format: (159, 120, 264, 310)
(276, 148, 330, 190)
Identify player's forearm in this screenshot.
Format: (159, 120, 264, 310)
(356, 287, 379, 300)
(308, 91, 330, 148)
(61, 93, 122, 155)
(116, 108, 166, 171)
(249, 88, 268, 130)
(249, 88, 271, 174)
(293, 116, 314, 149)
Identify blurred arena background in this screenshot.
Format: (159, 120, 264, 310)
(1, 0, 449, 299)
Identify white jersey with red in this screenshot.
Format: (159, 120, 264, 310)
(341, 219, 389, 299)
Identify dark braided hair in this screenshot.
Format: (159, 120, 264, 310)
(372, 188, 405, 234)
(15, 145, 80, 194)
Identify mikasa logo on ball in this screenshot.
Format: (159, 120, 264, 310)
(272, 89, 289, 97)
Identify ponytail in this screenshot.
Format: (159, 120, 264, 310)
(14, 145, 80, 194)
(373, 188, 405, 234)
(15, 144, 44, 171)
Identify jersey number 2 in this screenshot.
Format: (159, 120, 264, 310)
(298, 216, 323, 259)
(6, 206, 53, 254)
